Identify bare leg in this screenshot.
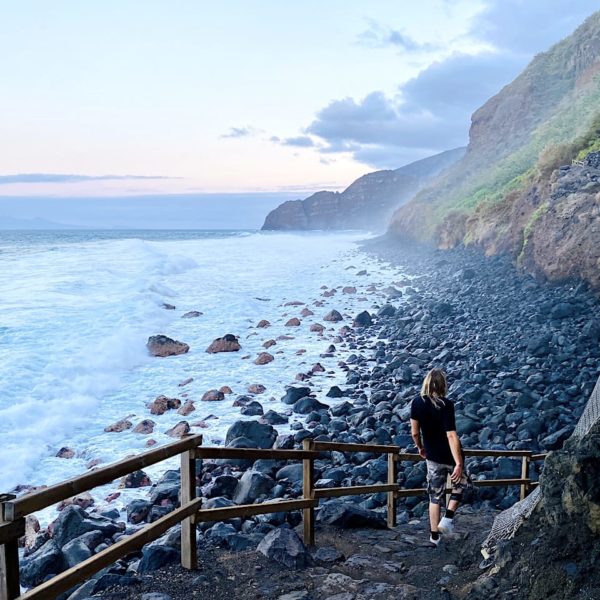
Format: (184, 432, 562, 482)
(429, 501, 441, 532)
(447, 497, 460, 513)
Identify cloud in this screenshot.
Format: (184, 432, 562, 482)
(220, 126, 258, 139)
(281, 136, 315, 147)
(302, 1, 599, 169)
(0, 173, 177, 184)
(357, 19, 437, 52)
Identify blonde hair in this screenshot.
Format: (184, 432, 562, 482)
(420, 369, 447, 409)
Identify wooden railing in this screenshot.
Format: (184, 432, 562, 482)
(0, 435, 547, 600)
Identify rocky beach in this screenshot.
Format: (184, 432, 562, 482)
(17, 236, 600, 599)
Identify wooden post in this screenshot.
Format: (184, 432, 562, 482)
(302, 439, 315, 545)
(0, 495, 20, 600)
(387, 453, 398, 528)
(180, 449, 198, 570)
(520, 455, 531, 501)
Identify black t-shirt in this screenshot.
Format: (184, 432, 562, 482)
(410, 395, 458, 465)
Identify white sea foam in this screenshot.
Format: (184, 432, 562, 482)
(0, 230, 405, 513)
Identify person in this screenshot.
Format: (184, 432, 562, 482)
(410, 368, 469, 547)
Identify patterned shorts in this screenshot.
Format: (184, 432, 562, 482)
(426, 460, 471, 505)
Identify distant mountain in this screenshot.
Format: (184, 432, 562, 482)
(389, 11, 600, 289)
(261, 148, 465, 231)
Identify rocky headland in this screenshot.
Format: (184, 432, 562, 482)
(17, 238, 600, 599)
(262, 148, 465, 231)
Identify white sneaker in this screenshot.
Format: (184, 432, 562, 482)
(429, 534, 441, 547)
(438, 517, 455, 534)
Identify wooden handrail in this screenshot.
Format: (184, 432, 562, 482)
(3, 435, 204, 521)
(0, 436, 549, 600)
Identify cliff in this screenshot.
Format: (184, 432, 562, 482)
(389, 11, 600, 290)
(261, 147, 465, 231)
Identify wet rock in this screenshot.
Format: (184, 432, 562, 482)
(19, 540, 64, 587)
(257, 527, 308, 569)
(263, 339, 277, 349)
(248, 383, 266, 394)
(293, 397, 328, 414)
(301, 308, 314, 317)
(162, 303, 176, 310)
(147, 335, 189, 357)
(178, 377, 194, 387)
(324, 310, 343, 322)
(138, 545, 180, 573)
(205, 475, 238, 499)
(127, 499, 152, 524)
(56, 447, 75, 459)
(255, 352, 275, 365)
(104, 416, 133, 433)
(261, 410, 289, 425)
(281, 387, 312, 405)
(119, 470, 152, 489)
(342, 286, 357, 294)
(178, 400, 196, 416)
(133, 419, 155, 434)
(181, 311, 202, 318)
(285, 318, 301, 327)
(201, 389, 225, 402)
(148, 395, 181, 415)
(165, 421, 190, 438)
(226, 421, 277, 449)
(220, 386, 233, 395)
(317, 500, 386, 529)
(326, 386, 344, 398)
(241, 401, 264, 416)
(353, 311, 373, 327)
(257, 320, 271, 328)
(275, 464, 304, 483)
(206, 334, 241, 353)
(233, 470, 275, 504)
(310, 323, 325, 333)
(51, 506, 120, 549)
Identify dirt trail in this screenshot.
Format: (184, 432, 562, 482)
(98, 508, 495, 600)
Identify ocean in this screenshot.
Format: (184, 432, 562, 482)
(0, 229, 402, 518)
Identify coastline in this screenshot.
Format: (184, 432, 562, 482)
(17, 234, 600, 598)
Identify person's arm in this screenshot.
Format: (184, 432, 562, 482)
(410, 419, 427, 459)
(446, 430, 463, 483)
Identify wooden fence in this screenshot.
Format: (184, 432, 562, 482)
(0, 434, 546, 600)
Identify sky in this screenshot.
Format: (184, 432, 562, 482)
(0, 0, 598, 216)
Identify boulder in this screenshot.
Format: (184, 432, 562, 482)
(165, 421, 190, 438)
(206, 334, 241, 353)
(257, 320, 271, 328)
(275, 464, 304, 483)
(255, 352, 274, 365)
(324, 310, 343, 322)
(233, 470, 275, 504)
(281, 387, 312, 405)
(263, 339, 277, 349)
(147, 335, 189, 357)
(181, 311, 202, 318)
(104, 417, 132, 433)
(241, 401, 264, 416)
(310, 323, 325, 333)
(317, 500, 386, 529)
(293, 397, 328, 414)
(257, 528, 308, 569)
(56, 447, 75, 459)
(133, 419, 155, 434)
(248, 384, 266, 394)
(177, 400, 196, 416)
(51, 506, 120, 549)
(120, 470, 152, 488)
(127, 499, 151, 524)
(138, 545, 180, 573)
(285, 318, 301, 327)
(205, 475, 238, 499)
(19, 540, 64, 588)
(353, 311, 373, 327)
(260, 410, 289, 425)
(326, 386, 344, 398)
(226, 421, 277, 449)
(300, 308, 314, 317)
(201, 389, 225, 402)
(148, 395, 181, 415)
